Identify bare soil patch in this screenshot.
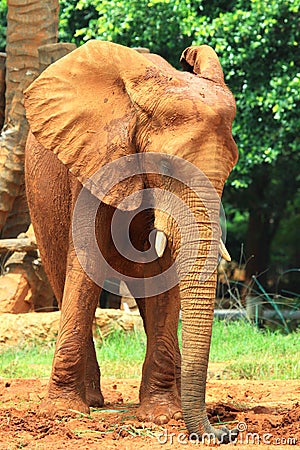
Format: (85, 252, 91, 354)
(0, 378, 299, 449)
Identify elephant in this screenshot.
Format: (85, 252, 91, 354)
(24, 40, 238, 442)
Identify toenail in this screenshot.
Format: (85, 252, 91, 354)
(173, 411, 183, 420)
(156, 414, 169, 425)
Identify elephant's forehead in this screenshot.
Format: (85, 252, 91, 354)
(142, 91, 238, 171)
(179, 79, 234, 119)
(150, 93, 234, 136)
(148, 78, 236, 128)
(129, 69, 236, 128)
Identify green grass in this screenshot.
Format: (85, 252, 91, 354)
(210, 320, 300, 379)
(0, 321, 299, 380)
(0, 340, 56, 378)
(96, 329, 146, 379)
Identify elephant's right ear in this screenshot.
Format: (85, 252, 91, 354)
(24, 41, 150, 210)
(180, 45, 225, 85)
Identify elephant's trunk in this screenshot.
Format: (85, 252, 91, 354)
(180, 269, 218, 436)
(176, 190, 237, 443)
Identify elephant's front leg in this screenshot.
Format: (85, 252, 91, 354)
(40, 249, 103, 416)
(136, 283, 182, 425)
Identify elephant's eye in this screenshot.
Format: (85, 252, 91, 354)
(160, 159, 172, 176)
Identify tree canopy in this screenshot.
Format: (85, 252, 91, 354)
(0, 0, 7, 51)
(59, 0, 198, 66)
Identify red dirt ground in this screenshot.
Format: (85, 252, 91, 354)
(0, 378, 299, 449)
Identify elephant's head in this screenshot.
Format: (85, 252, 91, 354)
(24, 41, 238, 441)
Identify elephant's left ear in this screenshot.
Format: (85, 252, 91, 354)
(24, 41, 150, 211)
(180, 45, 224, 85)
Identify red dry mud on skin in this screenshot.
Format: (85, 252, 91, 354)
(0, 379, 299, 449)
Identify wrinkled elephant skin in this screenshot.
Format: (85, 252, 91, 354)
(24, 41, 238, 442)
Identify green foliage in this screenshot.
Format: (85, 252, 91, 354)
(59, 0, 198, 66)
(224, 206, 249, 259)
(0, 0, 7, 51)
(59, 0, 97, 45)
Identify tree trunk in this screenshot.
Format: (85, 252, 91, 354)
(1, 43, 76, 239)
(0, 52, 5, 129)
(38, 43, 76, 72)
(4, 0, 59, 122)
(0, 0, 59, 234)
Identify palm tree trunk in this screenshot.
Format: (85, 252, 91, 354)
(4, 0, 59, 122)
(1, 43, 76, 239)
(0, 0, 59, 234)
(0, 53, 5, 129)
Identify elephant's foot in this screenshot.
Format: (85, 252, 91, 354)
(86, 386, 104, 408)
(137, 392, 182, 425)
(39, 395, 90, 417)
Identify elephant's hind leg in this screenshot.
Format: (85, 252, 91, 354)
(85, 333, 104, 407)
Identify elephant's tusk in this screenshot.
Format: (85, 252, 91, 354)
(119, 280, 132, 297)
(155, 230, 168, 258)
(219, 238, 231, 262)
